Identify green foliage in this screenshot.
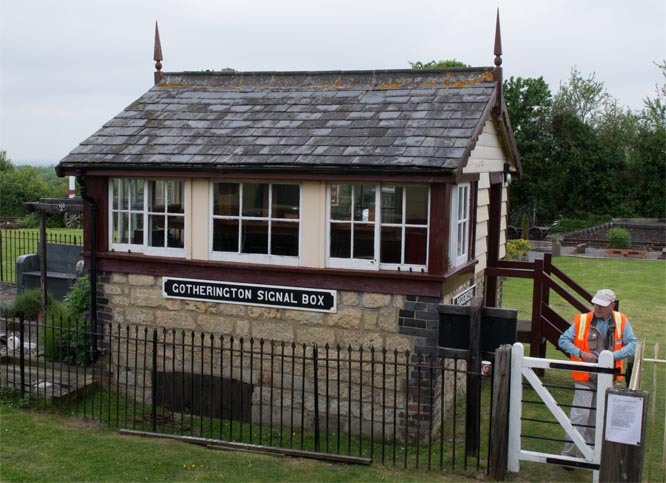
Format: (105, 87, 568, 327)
(0, 152, 67, 217)
(506, 65, 665, 223)
(553, 67, 611, 124)
(410, 59, 470, 69)
(13, 289, 45, 320)
(14, 284, 91, 366)
(64, 276, 90, 321)
(505, 239, 531, 261)
(608, 227, 631, 248)
(0, 386, 31, 409)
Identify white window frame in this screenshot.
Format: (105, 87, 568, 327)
(449, 183, 471, 268)
(108, 178, 187, 257)
(209, 181, 301, 266)
(326, 183, 429, 271)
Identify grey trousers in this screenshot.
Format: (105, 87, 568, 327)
(562, 381, 597, 457)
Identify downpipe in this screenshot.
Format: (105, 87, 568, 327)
(75, 170, 99, 363)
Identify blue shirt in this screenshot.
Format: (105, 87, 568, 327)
(558, 312, 638, 360)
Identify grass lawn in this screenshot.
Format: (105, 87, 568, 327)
(0, 402, 490, 483)
(0, 256, 663, 482)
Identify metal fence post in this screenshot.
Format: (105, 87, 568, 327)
(19, 315, 25, 397)
(313, 344, 320, 452)
(151, 328, 158, 432)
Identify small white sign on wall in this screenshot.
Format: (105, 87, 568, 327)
(453, 285, 476, 306)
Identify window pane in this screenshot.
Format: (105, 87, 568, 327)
(113, 179, 121, 210)
(380, 226, 402, 263)
(405, 186, 428, 224)
(148, 214, 165, 247)
(271, 220, 299, 256)
(130, 214, 143, 244)
(330, 184, 352, 221)
(150, 181, 166, 213)
(115, 212, 128, 244)
(166, 181, 184, 214)
(272, 184, 299, 219)
(130, 180, 144, 211)
(405, 227, 427, 264)
(242, 220, 268, 254)
(214, 183, 240, 216)
(353, 184, 376, 222)
(242, 183, 268, 218)
(353, 223, 374, 259)
(381, 186, 402, 224)
(457, 222, 467, 257)
(213, 219, 239, 252)
(167, 216, 185, 248)
(330, 223, 351, 258)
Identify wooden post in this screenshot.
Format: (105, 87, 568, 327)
(489, 344, 512, 480)
(465, 297, 482, 456)
(530, 259, 544, 375)
(599, 388, 649, 482)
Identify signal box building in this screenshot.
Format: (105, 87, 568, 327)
(56, 26, 520, 356)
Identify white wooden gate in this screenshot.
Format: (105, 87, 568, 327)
(507, 343, 615, 483)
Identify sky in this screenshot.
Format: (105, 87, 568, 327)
(1, 0, 664, 166)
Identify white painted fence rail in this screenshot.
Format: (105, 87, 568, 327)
(507, 342, 615, 483)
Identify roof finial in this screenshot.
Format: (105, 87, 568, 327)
(154, 21, 164, 84)
(494, 9, 502, 69)
(493, 9, 503, 108)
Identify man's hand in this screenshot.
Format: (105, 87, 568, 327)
(580, 351, 598, 363)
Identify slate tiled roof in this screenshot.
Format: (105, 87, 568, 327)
(58, 68, 500, 174)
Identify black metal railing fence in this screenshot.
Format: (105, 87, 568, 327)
(0, 229, 83, 283)
(0, 312, 494, 474)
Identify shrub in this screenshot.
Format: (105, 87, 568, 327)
(13, 289, 42, 320)
(608, 228, 631, 248)
(64, 276, 90, 320)
(16, 281, 92, 367)
(506, 239, 531, 261)
(12, 289, 65, 321)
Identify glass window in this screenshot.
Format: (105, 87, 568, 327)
(327, 183, 429, 271)
(109, 178, 185, 256)
(211, 181, 300, 264)
(449, 183, 470, 267)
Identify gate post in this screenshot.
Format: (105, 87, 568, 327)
(507, 343, 524, 473)
(465, 297, 482, 457)
(489, 344, 512, 480)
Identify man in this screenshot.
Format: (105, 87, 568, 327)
(558, 288, 638, 458)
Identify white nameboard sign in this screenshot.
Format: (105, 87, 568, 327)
(163, 277, 337, 313)
(604, 393, 644, 445)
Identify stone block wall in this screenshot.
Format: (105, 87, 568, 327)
(96, 270, 472, 442)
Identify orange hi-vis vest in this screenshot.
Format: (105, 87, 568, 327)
(570, 311, 626, 382)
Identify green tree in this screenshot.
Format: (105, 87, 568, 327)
(503, 76, 557, 222)
(410, 59, 470, 69)
(552, 67, 611, 125)
(0, 149, 13, 172)
(0, 151, 68, 217)
(626, 62, 666, 217)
